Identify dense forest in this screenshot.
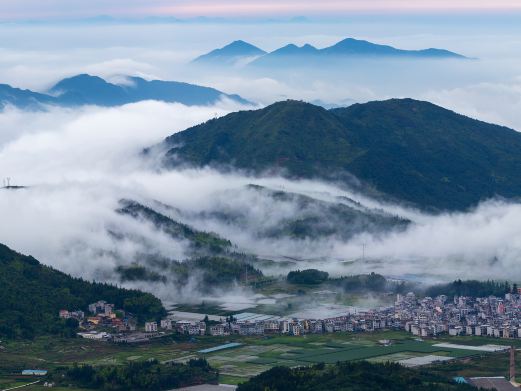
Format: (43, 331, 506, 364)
(331, 272, 389, 293)
(236, 361, 478, 391)
(287, 269, 329, 285)
(0, 243, 166, 339)
(161, 99, 521, 211)
(50, 359, 218, 391)
(425, 279, 513, 299)
(116, 255, 264, 291)
(117, 199, 232, 255)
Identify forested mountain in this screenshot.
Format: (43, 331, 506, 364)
(159, 99, 521, 211)
(114, 200, 264, 289)
(0, 243, 165, 339)
(0, 74, 250, 110)
(117, 199, 232, 255)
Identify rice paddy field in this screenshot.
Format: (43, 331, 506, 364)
(1, 331, 519, 388)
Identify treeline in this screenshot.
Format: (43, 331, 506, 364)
(50, 359, 218, 391)
(286, 270, 397, 293)
(287, 269, 329, 285)
(331, 272, 389, 293)
(117, 200, 232, 254)
(0, 243, 166, 339)
(425, 279, 513, 299)
(237, 361, 477, 391)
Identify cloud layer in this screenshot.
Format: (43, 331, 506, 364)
(2, 100, 521, 301)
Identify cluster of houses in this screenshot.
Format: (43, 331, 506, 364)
(67, 292, 521, 343)
(156, 292, 521, 339)
(397, 292, 521, 339)
(59, 300, 137, 340)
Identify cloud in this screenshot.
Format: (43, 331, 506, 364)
(422, 78, 521, 130)
(1, 18, 521, 302)
(2, 99, 521, 302)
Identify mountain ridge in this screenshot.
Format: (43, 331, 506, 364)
(0, 74, 251, 109)
(158, 98, 521, 211)
(192, 37, 467, 67)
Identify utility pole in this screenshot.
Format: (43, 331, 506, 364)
(510, 345, 516, 383)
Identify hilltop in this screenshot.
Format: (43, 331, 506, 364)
(193, 40, 267, 65)
(159, 99, 521, 211)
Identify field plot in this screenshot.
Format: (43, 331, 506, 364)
(199, 332, 487, 378)
(0, 331, 511, 387)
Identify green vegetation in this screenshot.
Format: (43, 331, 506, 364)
(115, 264, 167, 283)
(331, 272, 388, 293)
(117, 200, 232, 254)
(171, 256, 263, 288)
(425, 279, 512, 299)
(287, 269, 329, 285)
(2, 331, 518, 388)
(115, 200, 266, 290)
(162, 99, 521, 211)
(236, 361, 476, 391)
(0, 243, 165, 339)
(49, 359, 218, 391)
(244, 185, 408, 240)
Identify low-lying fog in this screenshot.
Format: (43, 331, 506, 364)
(1, 100, 521, 304)
(1, 17, 521, 304)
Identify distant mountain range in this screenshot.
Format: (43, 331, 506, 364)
(0, 74, 250, 110)
(192, 38, 467, 67)
(157, 99, 521, 211)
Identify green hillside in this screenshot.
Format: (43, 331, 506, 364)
(237, 361, 476, 391)
(161, 99, 521, 211)
(114, 200, 264, 289)
(117, 199, 232, 254)
(0, 243, 165, 339)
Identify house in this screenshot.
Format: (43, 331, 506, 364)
(210, 324, 226, 336)
(145, 322, 158, 333)
(160, 319, 173, 330)
(59, 310, 70, 319)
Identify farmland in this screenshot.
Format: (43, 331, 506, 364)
(0, 331, 518, 388)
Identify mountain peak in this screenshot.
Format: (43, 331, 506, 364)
(158, 98, 521, 211)
(49, 73, 108, 93)
(193, 40, 266, 64)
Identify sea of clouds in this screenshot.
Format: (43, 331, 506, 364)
(1, 18, 521, 302)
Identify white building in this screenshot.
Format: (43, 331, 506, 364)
(145, 321, 158, 333)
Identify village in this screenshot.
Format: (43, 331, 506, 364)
(60, 291, 521, 343)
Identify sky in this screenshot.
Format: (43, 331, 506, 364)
(2, 0, 521, 21)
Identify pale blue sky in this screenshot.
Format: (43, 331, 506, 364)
(2, 0, 521, 21)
